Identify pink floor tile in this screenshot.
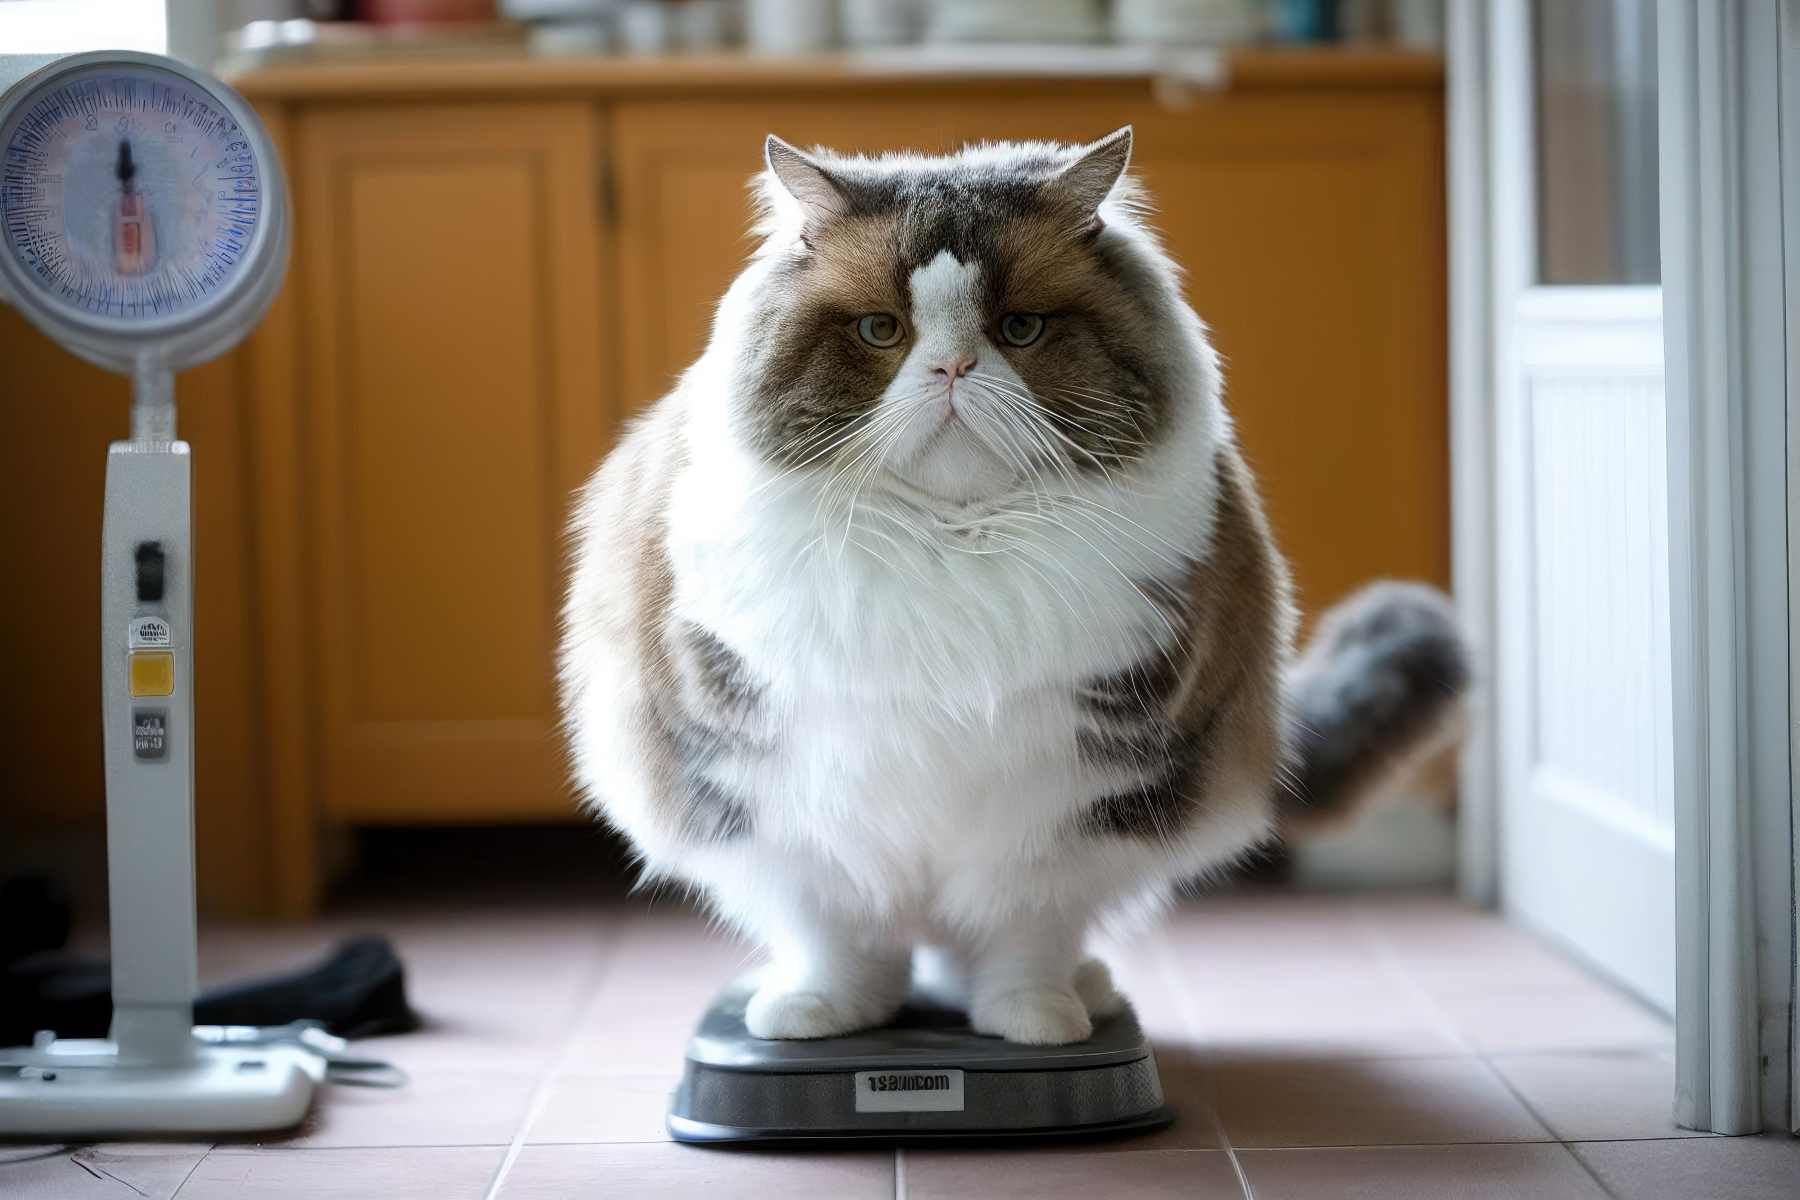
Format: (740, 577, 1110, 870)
(524, 1071, 680, 1144)
(495, 1142, 893, 1199)
(1571, 1134, 1800, 1200)
(1487, 1051, 1711, 1141)
(243, 1069, 537, 1149)
(178, 1146, 502, 1200)
(1360, 908, 1618, 997)
(1180, 981, 1469, 1060)
(1237, 1143, 1608, 1199)
(905, 1147, 1241, 1199)
(1211, 1056, 1551, 1148)
(1430, 985, 1673, 1055)
(0, 1143, 211, 1200)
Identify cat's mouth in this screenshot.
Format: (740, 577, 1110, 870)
(885, 411, 1007, 498)
(918, 402, 965, 446)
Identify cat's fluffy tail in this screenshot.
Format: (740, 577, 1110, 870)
(1279, 581, 1472, 834)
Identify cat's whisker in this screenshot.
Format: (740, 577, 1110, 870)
(969, 373, 1135, 447)
(959, 380, 1071, 490)
(823, 398, 928, 561)
(1046, 383, 1155, 443)
(806, 400, 924, 553)
(987, 503, 1183, 645)
(973, 383, 1124, 444)
(1063, 493, 1191, 561)
(974, 373, 1150, 462)
(971, 378, 1126, 487)
(755, 385, 943, 504)
(1051, 501, 1189, 575)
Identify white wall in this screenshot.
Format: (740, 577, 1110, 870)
(0, 1, 168, 55)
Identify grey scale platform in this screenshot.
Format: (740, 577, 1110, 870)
(667, 973, 1173, 1146)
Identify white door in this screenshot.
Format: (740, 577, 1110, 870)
(1478, 0, 1676, 1013)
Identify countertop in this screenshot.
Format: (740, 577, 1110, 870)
(225, 44, 1444, 100)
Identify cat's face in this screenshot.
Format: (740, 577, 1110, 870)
(734, 129, 1173, 505)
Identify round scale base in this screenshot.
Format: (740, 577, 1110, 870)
(0, 1038, 323, 1137)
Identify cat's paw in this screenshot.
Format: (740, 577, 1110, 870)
(971, 987, 1093, 1045)
(745, 986, 876, 1039)
(1073, 957, 1126, 1020)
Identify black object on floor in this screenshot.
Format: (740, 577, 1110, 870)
(196, 935, 420, 1039)
(1, 874, 418, 1046)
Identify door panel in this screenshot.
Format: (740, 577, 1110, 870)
(295, 103, 606, 821)
(1487, 2, 1675, 1012)
(1500, 291, 1674, 1010)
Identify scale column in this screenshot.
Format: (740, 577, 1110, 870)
(101, 372, 198, 1063)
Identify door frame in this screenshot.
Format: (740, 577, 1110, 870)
(1658, 0, 1796, 1136)
(1784, 0, 1800, 1137)
(1452, 0, 1798, 1134)
(1446, 0, 1500, 907)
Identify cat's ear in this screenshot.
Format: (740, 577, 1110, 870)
(764, 134, 851, 229)
(1055, 126, 1133, 218)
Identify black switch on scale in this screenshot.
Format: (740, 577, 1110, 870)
(135, 541, 165, 604)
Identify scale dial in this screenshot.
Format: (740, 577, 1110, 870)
(0, 51, 287, 374)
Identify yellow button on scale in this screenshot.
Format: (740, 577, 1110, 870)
(129, 650, 175, 697)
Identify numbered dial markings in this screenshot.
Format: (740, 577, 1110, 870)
(1, 63, 262, 322)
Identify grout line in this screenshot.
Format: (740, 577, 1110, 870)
(1147, 928, 1256, 1200)
(1477, 1050, 1570, 1145)
(1350, 905, 1583, 1145)
(1557, 1140, 1625, 1200)
(1479, 1044, 1676, 1061)
(894, 1146, 906, 1200)
(481, 922, 630, 1200)
(205, 1143, 515, 1153)
(1349, 908, 1478, 1056)
(164, 1142, 216, 1200)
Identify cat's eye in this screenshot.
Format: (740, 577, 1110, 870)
(998, 313, 1045, 347)
(857, 313, 905, 348)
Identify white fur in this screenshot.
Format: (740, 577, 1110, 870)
(566, 143, 1274, 1043)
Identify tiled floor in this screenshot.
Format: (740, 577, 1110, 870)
(5, 889, 1796, 1199)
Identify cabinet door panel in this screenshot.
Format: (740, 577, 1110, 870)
(296, 103, 605, 821)
(610, 92, 1447, 626)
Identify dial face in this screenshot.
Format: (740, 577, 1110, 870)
(0, 61, 263, 325)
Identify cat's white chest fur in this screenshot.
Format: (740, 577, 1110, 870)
(661, 365, 1223, 915)
(668, 454, 1117, 863)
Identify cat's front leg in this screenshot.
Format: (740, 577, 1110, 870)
(743, 907, 911, 1040)
(965, 913, 1095, 1046)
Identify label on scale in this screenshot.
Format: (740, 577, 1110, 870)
(132, 708, 169, 760)
(853, 1069, 965, 1113)
(129, 616, 174, 649)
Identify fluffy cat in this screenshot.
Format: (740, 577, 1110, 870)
(560, 127, 1468, 1045)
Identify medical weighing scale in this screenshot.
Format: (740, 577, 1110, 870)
(0, 50, 323, 1135)
(668, 973, 1173, 1145)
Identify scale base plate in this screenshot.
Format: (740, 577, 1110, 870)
(0, 1037, 323, 1137)
(667, 973, 1174, 1146)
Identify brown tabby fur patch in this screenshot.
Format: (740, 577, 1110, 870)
(1074, 443, 1295, 840)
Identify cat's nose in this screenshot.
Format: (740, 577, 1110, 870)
(931, 354, 977, 380)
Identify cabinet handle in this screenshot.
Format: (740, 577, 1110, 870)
(596, 153, 617, 226)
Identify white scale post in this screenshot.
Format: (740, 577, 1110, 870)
(0, 50, 321, 1135)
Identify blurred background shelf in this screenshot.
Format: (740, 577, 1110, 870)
(1, 45, 1447, 918)
(220, 45, 1443, 96)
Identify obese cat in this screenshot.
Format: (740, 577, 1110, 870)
(560, 128, 1467, 1045)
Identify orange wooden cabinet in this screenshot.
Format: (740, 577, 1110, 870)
(291, 102, 608, 829)
(0, 52, 1446, 916)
